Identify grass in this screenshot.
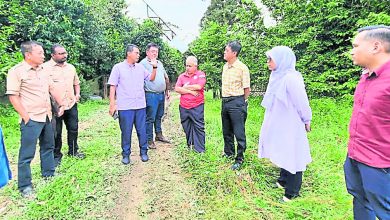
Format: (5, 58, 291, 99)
(172, 92, 353, 220)
(0, 92, 354, 219)
(0, 100, 129, 219)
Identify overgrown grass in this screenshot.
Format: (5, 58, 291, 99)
(0, 93, 354, 219)
(0, 101, 129, 219)
(172, 92, 353, 220)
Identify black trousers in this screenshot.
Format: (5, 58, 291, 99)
(18, 117, 55, 190)
(179, 104, 205, 153)
(278, 168, 303, 199)
(221, 96, 247, 163)
(54, 104, 79, 159)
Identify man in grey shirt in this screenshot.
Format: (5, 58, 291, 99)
(140, 43, 171, 149)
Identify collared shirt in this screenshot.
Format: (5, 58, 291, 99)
(176, 70, 206, 109)
(222, 59, 250, 97)
(42, 59, 80, 110)
(348, 59, 390, 168)
(107, 61, 151, 110)
(140, 58, 168, 93)
(6, 61, 53, 122)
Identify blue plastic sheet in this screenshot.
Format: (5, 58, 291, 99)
(0, 125, 12, 188)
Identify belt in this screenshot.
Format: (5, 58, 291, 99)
(221, 95, 243, 103)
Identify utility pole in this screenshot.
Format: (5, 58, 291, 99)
(142, 0, 177, 41)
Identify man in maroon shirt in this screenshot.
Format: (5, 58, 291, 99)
(345, 25, 390, 220)
(175, 56, 206, 153)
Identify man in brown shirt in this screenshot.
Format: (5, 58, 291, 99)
(6, 41, 64, 197)
(43, 44, 84, 166)
(221, 40, 250, 171)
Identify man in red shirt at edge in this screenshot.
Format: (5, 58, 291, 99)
(345, 25, 390, 220)
(175, 56, 206, 153)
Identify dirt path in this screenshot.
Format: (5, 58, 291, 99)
(111, 96, 200, 220)
(1, 95, 200, 219)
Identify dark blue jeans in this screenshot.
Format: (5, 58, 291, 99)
(54, 103, 79, 159)
(179, 104, 205, 153)
(118, 109, 148, 156)
(145, 92, 165, 141)
(344, 157, 390, 220)
(18, 117, 55, 190)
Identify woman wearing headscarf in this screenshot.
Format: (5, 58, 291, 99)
(258, 46, 312, 202)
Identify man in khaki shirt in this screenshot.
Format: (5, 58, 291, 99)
(6, 41, 64, 197)
(221, 40, 250, 171)
(43, 44, 84, 166)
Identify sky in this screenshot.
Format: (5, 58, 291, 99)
(125, 0, 275, 52)
(125, 0, 211, 52)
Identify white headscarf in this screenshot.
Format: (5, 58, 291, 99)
(261, 46, 302, 108)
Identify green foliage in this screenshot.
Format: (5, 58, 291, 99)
(0, 0, 25, 81)
(189, 22, 229, 97)
(191, 0, 270, 97)
(192, 0, 390, 97)
(0, 101, 129, 219)
(173, 92, 353, 219)
(159, 42, 185, 81)
(0, 0, 182, 93)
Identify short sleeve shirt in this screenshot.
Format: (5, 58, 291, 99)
(222, 59, 250, 97)
(107, 61, 151, 110)
(175, 70, 206, 109)
(6, 61, 53, 122)
(42, 59, 80, 110)
(140, 58, 168, 93)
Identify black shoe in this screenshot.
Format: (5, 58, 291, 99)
(140, 154, 149, 162)
(230, 162, 242, 170)
(20, 186, 35, 198)
(69, 151, 85, 159)
(122, 156, 130, 165)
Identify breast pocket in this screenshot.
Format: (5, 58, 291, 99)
(21, 72, 40, 87)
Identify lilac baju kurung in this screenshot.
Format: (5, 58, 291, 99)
(258, 46, 312, 174)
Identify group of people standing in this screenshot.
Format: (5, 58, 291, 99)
(5, 41, 84, 198)
(218, 25, 390, 219)
(108, 43, 171, 165)
(175, 25, 390, 219)
(1, 25, 389, 220)
(176, 40, 311, 204)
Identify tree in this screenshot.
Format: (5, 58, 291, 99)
(190, 0, 267, 98)
(261, 0, 390, 96)
(0, 0, 183, 97)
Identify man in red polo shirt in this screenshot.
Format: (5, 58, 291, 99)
(345, 25, 390, 220)
(175, 56, 206, 153)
